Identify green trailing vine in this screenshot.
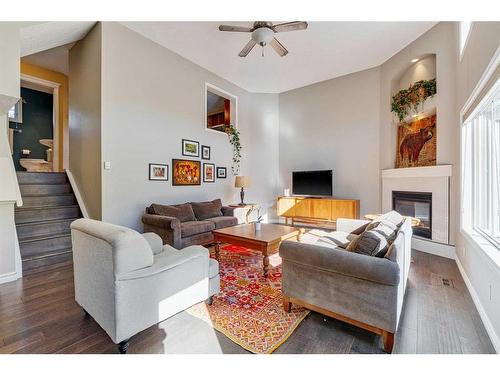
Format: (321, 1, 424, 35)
(391, 78, 437, 123)
(225, 125, 242, 175)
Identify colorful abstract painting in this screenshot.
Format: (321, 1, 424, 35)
(396, 114, 437, 168)
(172, 159, 201, 185)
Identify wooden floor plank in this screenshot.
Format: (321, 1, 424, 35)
(0, 250, 494, 354)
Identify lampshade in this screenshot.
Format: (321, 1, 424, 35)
(234, 176, 250, 188)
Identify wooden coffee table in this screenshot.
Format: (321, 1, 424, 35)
(213, 223, 304, 277)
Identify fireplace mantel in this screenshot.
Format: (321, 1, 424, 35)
(382, 165, 452, 179)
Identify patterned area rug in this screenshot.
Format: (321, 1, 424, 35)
(187, 244, 309, 354)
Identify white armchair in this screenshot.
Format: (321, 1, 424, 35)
(70, 218, 220, 353)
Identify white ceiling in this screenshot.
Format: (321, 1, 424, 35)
(20, 22, 96, 57)
(122, 22, 437, 93)
(22, 43, 74, 75)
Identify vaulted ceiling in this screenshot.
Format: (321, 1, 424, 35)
(123, 22, 437, 93)
(19, 22, 437, 93)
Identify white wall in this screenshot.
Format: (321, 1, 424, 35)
(278, 67, 381, 216)
(100, 22, 279, 230)
(380, 22, 459, 245)
(455, 22, 500, 352)
(69, 23, 102, 220)
(0, 23, 22, 284)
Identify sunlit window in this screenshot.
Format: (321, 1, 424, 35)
(462, 77, 500, 248)
(459, 22, 472, 58)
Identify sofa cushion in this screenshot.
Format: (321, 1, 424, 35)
(206, 216, 238, 229)
(180, 220, 215, 237)
(149, 203, 196, 222)
(346, 220, 398, 257)
(191, 199, 223, 220)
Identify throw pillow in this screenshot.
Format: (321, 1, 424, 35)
(149, 203, 196, 222)
(350, 222, 370, 235)
(377, 210, 405, 227)
(346, 220, 398, 258)
(191, 199, 223, 220)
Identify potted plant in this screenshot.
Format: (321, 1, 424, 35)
(254, 207, 264, 231)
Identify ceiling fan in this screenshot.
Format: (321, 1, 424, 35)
(218, 21, 308, 57)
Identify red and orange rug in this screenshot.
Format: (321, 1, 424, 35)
(187, 244, 309, 354)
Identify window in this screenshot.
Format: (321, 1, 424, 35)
(461, 78, 500, 248)
(459, 22, 472, 58)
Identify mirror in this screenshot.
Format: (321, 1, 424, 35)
(205, 83, 237, 133)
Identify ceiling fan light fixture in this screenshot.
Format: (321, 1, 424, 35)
(251, 27, 274, 46)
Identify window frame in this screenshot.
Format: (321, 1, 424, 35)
(460, 51, 500, 252)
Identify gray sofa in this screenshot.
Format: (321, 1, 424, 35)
(71, 218, 219, 353)
(142, 199, 238, 249)
(279, 212, 412, 353)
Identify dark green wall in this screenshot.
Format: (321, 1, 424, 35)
(9, 87, 53, 171)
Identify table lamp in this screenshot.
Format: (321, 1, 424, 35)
(234, 176, 250, 206)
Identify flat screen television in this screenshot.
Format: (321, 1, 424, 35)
(292, 170, 334, 197)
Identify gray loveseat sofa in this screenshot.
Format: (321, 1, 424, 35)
(142, 199, 238, 249)
(279, 212, 412, 353)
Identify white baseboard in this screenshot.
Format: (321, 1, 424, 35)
(0, 270, 21, 285)
(455, 256, 500, 353)
(412, 237, 455, 259)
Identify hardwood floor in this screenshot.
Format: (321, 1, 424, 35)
(0, 250, 494, 354)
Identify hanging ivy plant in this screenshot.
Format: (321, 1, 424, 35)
(391, 78, 436, 123)
(225, 125, 242, 175)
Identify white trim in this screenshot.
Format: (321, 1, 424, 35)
(204, 82, 238, 135)
(382, 165, 452, 178)
(52, 87, 59, 171)
(0, 271, 20, 285)
(455, 255, 500, 353)
(460, 45, 500, 121)
(14, 226, 22, 281)
(412, 237, 455, 259)
(66, 170, 89, 219)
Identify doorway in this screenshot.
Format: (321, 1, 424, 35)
(9, 85, 54, 171)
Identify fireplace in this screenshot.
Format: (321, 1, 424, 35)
(392, 191, 432, 239)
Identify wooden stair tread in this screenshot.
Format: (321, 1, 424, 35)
(15, 204, 80, 211)
(16, 217, 75, 228)
(21, 248, 73, 262)
(18, 232, 71, 244)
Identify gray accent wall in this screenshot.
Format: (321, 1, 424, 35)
(69, 23, 102, 220)
(278, 67, 382, 216)
(100, 23, 279, 230)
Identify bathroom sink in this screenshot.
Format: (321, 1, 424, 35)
(39, 139, 53, 148)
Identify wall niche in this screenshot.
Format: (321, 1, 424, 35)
(391, 54, 437, 168)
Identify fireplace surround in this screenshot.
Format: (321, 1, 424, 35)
(381, 165, 453, 258)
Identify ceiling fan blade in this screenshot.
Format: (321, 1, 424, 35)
(270, 37, 288, 57)
(239, 39, 257, 57)
(272, 21, 308, 33)
(219, 25, 253, 32)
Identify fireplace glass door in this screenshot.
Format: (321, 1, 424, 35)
(392, 191, 432, 239)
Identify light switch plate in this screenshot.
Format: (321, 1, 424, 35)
(104, 161, 111, 170)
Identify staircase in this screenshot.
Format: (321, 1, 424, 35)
(15, 172, 82, 273)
